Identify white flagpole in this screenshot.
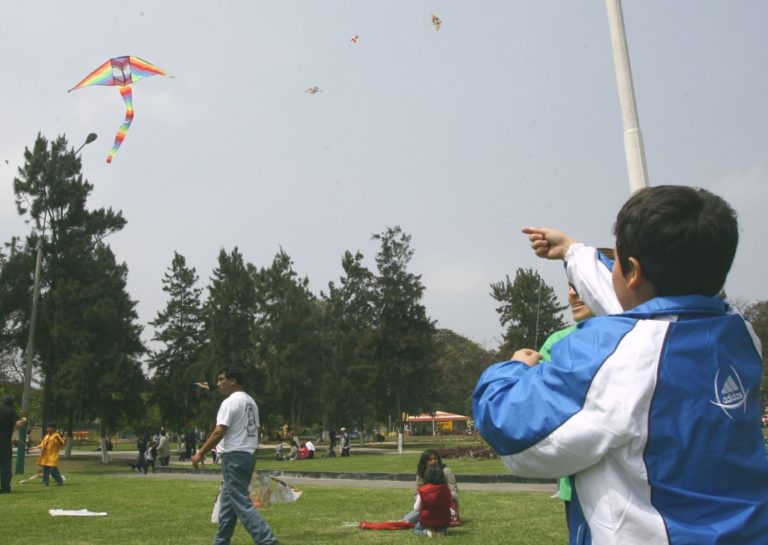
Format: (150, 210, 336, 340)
(605, 0, 650, 194)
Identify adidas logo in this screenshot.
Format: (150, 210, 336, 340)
(719, 375, 744, 404)
(710, 365, 749, 419)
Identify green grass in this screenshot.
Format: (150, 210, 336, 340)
(251, 450, 509, 475)
(3, 458, 567, 545)
(61, 441, 511, 475)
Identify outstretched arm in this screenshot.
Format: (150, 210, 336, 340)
(522, 227, 622, 315)
(521, 227, 579, 261)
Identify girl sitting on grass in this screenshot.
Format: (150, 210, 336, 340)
(413, 465, 452, 537)
(403, 449, 460, 526)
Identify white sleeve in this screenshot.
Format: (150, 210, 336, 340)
(565, 243, 623, 315)
(216, 397, 233, 428)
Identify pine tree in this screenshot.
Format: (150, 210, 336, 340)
(9, 134, 143, 440)
(149, 252, 204, 431)
(254, 248, 322, 432)
(203, 247, 257, 366)
(490, 268, 567, 355)
(372, 226, 436, 427)
(321, 250, 378, 430)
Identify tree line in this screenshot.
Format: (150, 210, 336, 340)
(1, 134, 765, 442)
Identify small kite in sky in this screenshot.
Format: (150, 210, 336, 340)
(305, 86, 322, 95)
(350, 35, 359, 44)
(432, 14, 442, 31)
(69, 56, 172, 163)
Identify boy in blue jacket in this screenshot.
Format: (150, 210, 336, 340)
(473, 185, 768, 545)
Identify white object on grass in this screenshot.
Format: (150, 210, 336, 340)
(49, 508, 107, 517)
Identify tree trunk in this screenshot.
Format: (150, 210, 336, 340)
(64, 410, 74, 458)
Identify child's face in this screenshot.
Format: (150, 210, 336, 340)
(568, 285, 594, 322)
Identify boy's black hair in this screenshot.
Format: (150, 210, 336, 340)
(218, 367, 244, 386)
(423, 465, 447, 485)
(614, 185, 738, 296)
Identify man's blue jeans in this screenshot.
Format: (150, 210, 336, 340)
(215, 451, 277, 545)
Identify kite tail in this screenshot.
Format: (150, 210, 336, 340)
(106, 86, 135, 163)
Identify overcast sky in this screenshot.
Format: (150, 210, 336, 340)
(1, 1, 766, 351)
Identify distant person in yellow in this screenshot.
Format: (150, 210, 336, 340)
(36, 423, 65, 486)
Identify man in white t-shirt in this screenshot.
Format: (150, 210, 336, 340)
(193, 368, 278, 545)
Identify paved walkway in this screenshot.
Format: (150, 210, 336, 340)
(114, 470, 553, 493)
(68, 446, 555, 493)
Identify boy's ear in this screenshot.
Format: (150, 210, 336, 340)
(626, 257, 643, 289)
(626, 256, 656, 301)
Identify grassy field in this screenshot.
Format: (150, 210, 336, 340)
(3, 457, 567, 545)
(252, 450, 509, 476)
(67, 439, 511, 475)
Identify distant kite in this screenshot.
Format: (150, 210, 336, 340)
(69, 56, 172, 163)
(350, 35, 359, 44)
(432, 14, 442, 31)
(305, 86, 322, 95)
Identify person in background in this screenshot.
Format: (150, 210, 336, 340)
(403, 449, 459, 525)
(287, 434, 299, 461)
(0, 395, 27, 494)
(36, 423, 65, 487)
(144, 440, 157, 474)
(412, 465, 452, 537)
(304, 438, 316, 459)
(133, 433, 148, 472)
(274, 442, 285, 461)
(183, 430, 196, 462)
(157, 427, 170, 466)
(298, 442, 309, 460)
(340, 427, 350, 457)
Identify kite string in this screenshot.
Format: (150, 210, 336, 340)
(107, 86, 134, 163)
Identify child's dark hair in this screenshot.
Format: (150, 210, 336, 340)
(423, 465, 447, 485)
(614, 185, 738, 296)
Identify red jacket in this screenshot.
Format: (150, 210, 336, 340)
(418, 483, 451, 530)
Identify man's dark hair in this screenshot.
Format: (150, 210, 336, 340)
(218, 367, 244, 386)
(614, 185, 738, 296)
(2, 395, 14, 406)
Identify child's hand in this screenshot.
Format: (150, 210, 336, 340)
(512, 348, 542, 367)
(522, 227, 579, 260)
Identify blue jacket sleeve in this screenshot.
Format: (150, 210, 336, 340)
(473, 316, 633, 460)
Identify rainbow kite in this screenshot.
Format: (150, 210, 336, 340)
(69, 56, 172, 163)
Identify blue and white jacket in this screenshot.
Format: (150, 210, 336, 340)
(473, 246, 768, 545)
